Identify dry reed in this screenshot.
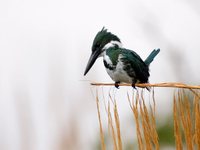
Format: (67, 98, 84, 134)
(107, 93, 123, 150)
(91, 82, 200, 89)
(173, 89, 200, 149)
(194, 93, 200, 149)
(173, 95, 183, 150)
(96, 90, 106, 150)
(107, 101, 118, 150)
(93, 82, 200, 150)
(127, 92, 144, 150)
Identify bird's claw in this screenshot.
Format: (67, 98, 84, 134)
(132, 83, 136, 89)
(115, 82, 120, 89)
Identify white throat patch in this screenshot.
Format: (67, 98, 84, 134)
(102, 41, 122, 50)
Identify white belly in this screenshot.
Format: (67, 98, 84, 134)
(103, 54, 133, 83)
(105, 60, 133, 83)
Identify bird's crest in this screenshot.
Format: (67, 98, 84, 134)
(92, 27, 121, 52)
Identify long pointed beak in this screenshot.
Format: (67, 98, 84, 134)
(84, 50, 101, 76)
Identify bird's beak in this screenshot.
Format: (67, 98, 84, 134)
(84, 50, 101, 76)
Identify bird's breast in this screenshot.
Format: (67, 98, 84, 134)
(103, 55, 133, 83)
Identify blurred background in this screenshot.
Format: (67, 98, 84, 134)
(0, 0, 200, 149)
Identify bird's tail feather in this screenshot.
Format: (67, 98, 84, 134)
(144, 48, 160, 66)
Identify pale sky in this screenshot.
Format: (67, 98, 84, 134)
(0, 0, 200, 149)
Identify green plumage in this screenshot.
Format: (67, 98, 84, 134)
(105, 47, 121, 66)
(145, 49, 160, 65)
(92, 27, 120, 52)
(106, 47, 150, 83)
(84, 27, 160, 89)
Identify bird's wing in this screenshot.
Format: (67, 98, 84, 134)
(120, 49, 149, 83)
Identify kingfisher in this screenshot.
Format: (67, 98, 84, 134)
(84, 27, 160, 89)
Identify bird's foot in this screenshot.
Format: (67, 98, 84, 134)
(146, 86, 151, 91)
(115, 81, 120, 89)
(131, 83, 136, 89)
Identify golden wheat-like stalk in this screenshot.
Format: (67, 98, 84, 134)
(173, 96, 183, 150)
(95, 90, 106, 150)
(173, 89, 200, 149)
(93, 82, 200, 150)
(127, 92, 144, 150)
(127, 90, 159, 150)
(194, 93, 200, 149)
(91, 82, 200, 89)
(113, 101, 122, 150)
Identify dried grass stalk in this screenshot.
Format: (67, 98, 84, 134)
(127, 92, 144, 150)
(149, 90, 159, 150)
(91, 82, 200, 89)
(93, 83, 200, 150)
(178, 90, 193, 149)
(173, 95, 183, 150)
(107, 101, 118, 150)
(140, 94, 152, 150)
(173, 89, 200, 149)
(194, 90, 200, 149)
(96, 91, 106, 150)
(127, 90, 159, 150)
(112, 100, 122, 150)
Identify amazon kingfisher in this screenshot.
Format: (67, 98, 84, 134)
(84, 27, 160, 89)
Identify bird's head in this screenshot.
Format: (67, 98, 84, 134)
(84, 27, 121, 75)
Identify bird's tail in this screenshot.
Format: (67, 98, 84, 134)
(144, 48, 160, 66)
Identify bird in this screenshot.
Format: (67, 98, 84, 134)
(84, 27, 160, 89)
